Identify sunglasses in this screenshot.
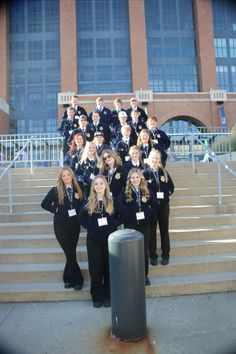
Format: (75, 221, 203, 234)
(103, 154, 111, 160)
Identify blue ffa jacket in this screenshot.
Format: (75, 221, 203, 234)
(124, 160, 145, 174)
(63, 148, 83, 171)
(110, 109, 127, 127)
(148, 129, 171, 151)
(87, 123, 110, 144)
(79, 198, 124, 239)
(128, 121, 147, 141)
(143, 166, 174, 205)
(118, 190, 157, 227)
(115, 138, 136, 164)
(41, 186, 83, 224)
(58, 118, 79, 141)
(75, 159, 99, 188)
(102, 166, 127, 197)
(126, 107, 148, 123)
(62, 105, 88, 120)
(89, 107, 112, 125)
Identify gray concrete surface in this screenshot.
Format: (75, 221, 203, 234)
(0, 292, 236, 354)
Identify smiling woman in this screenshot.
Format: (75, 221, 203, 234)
(41, 166, 84, 290)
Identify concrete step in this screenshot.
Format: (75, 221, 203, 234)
(0, 238, 235, 264)
(0, 254, 235, 283)
(171, 195, 236, 206)
(170, 213, 236, 228)
(0, 271, 235, 302)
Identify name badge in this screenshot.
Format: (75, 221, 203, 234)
(90, 173, 95, 180)
(75, 115, 79, 119)
(68, 209, 76, 217)
(153, 139, 158, 144)
(156, 192, 164, 199)
(125, 156, 130, 161)
(75, 163, 78, 170)
(136, 212, 145, 220)
(98, 217, 108, 226)
(109, 192, 113, 197)
(69, 130, 73, 135)
(143, 158, 149, 164)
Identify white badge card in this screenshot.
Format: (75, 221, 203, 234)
(153, 139, 158, 144)
(90, 173, 95, 180)
(69, 130, 73, 135)
(156, 192, 164, 199)
(136, 212, 145, 220)
(143, 158, 149, 164)
(125, 155, 130, 161)
(98, 217, 108, 227)
(109, 192, 113, 197)
(68, 209, 76, 217)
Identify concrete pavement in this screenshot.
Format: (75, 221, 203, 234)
(0, 292, 236, 354)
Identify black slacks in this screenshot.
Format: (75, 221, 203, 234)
(86, 236, 110, 302)
(149, 202, 170, 259)
(54, 219, 83, 286)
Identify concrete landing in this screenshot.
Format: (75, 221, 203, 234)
(0, 292, 236, 354)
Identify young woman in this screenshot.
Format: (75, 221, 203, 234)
(143, 149, 174, 266)
(75, 141, 99, 199)
(124, 145, 145, 174)
(79, 175, 123, 308)
(63, 132, 86, 171)
(41, 167, 84, 290)
(99, 149, 127, 197)
(119, 168, 157, 286)
(137, 129, 167, 166)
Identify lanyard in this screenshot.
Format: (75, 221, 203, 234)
(143, 145, 149, 158)
(87, 159, 96, 173)
(133, 188, 142, 211)
(98, 200, 104, 217)
(66, 186, 73, 209)
(151, 168, 160, 191)
(107, 168, 116, 185)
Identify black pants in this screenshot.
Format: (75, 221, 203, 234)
(86, 236, 110, 302)
(149, 202, 170, 259)
(124, 223, 150, 276)
(54, 219, 83, 286)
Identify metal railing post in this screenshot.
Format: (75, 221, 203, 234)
(8, 169, 13, 213)
(217, 159, 222, 205)
(191, 135, 195, 172)
(30, 139, 33, 174)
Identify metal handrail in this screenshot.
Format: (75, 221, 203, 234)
(0, 136, 34, 213)
(189, 134, 236, 205)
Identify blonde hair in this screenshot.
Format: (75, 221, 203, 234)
(56, 167, 83, 204)
(137, 129, 154, 146)
(148, 149, 169, 182)
(129, 145, 141, 156)
(80, 141, 99, 164)
(98, 149, 122, 173)
(125, 168, 150, 202)
(121, 124, 131, 133)
(86, 175, 114, 215)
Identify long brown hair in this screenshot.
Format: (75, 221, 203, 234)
(56, 167, 83, 204)
(85, 175, 114, 215)
(125, 168, 150, 202)
(98, 149, 122, 173)
(69, 132, 85, 156)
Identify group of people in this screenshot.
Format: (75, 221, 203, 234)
(41, 95, 174, 308)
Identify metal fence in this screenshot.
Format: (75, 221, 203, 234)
(0, 133, 63, 168)
(0, 127, 232, 168)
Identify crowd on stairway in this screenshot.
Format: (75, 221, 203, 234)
(41, 94, 174, 308)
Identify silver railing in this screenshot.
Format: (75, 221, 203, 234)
(0, 133, 63, 168)
(187, 134, 236, 205)
(0, 137, 34, 212)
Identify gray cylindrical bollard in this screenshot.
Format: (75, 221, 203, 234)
(108, 228, 146, 341)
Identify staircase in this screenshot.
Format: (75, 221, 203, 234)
(0, 163, 236, 302)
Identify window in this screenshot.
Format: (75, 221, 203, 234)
(28, 41, 43, 60)
(45, 40, 60, 59)
(10, 42, 25, 61)
(216, 65, 230, 90)
(231, 66, 236, 91)
(214, 38, 227, 58)
(10, 1, 25, 33)
(145, 0, 198, 92)
(77, 0, 131, 94)
(45, 0, 59, 32)
(28, 68, 43, 85)
(27, 0, 43, 33)
(229, 38, 236, 57)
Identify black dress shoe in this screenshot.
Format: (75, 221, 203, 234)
(145, 276, 151, 286)
(93, 300, 103, 308)
(150, 258, 158, 266)
(73, 284, 83, 291)
(64, 282, 72, 289)
(161, 258, 169, 265)
(103, 298, 111, 308)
